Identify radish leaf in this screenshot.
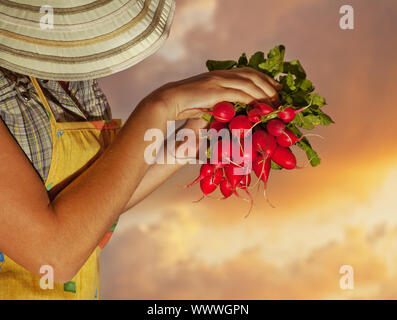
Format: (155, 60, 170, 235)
(238, 53, 248, 66)
(271, 161, 283, 170)
(248, 51, 265, 70)
(206, 60, 237, 71)
(202, 113, 213, 122)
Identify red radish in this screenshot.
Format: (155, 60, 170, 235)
(180, 102, 235, 122)
(225, 164, 244, 188)
(252, 131, 277, 157)
(208, 119, 228, 138)
(248, 108, 263, 123)
(220, 178, 234, 198)
(252, 102, 273, 115)
(271, 146, 297, 170)
(266, 119, 286, 136)
(278, 106, 307, 123)
(220, 176, 247, 200)
(229, 115, 252, 138)
(183, 163, 214, 188)
(200, 176, 218, 195)
(276, 129, 301, 147)
(212, 168, 224, 184)
(199, 168, 223, 195)
(238, 174, 251, 189)
(253, 156, 271, 184)
(210, 138, 232, 167)
(231, 138, 257, 171)
(209, 119, 228, 131)
(247, 103, 274, 128)
(208, 101, 235, 122)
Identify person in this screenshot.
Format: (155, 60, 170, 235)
(0, 0, 280, 299)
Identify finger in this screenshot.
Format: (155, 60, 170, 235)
(238, 73, 280, 106)
(239, 67, 282, 90)
(218, 77, 271, 101)
(183, 118, 209, 132)
(215, 87, 256, 106)
(235, 69, 280, 102)
(262, 73, 282, 91)
(176, 109, 205, 120)
(176, 88, 255, 120)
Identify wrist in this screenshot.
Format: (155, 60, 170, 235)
(143, 84, 178, 121)
(136, 93, 170, 125)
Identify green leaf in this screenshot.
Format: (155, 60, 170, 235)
(286, 73, 296, 91)
(317, 111, 334, 125)
(248, 51, 265, 70)
(279, 73, 297, 92)
(301, 115, 315, 130)
(291, 90, 309, 106)
(287, 124, 303, 137)
(293, 110, 334, 130)
(283, 60, 306, 79)
(202, 113, 212, 122)
(233, 102, 247, 113)
(238, 53, 248, 66)
(310, 93, 326, 107)
(296, 139, 321, 166)
(267, 45, 285, 61)
(287, 125, 321, 167)
(279, 91, 293, 105)
(206, 146, 211, 159)
(258, 45, 285, 76)
(291, 111, 304, 127)
(298, 79, 314, 92)
(305, 114, 321, 125)
(206, 60, 237, 71)
(271, 160, 283, 170)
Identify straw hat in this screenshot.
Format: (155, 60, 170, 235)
(0, 0, 175, 80)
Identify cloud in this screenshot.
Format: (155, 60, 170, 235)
(101, 167, 397, 299)
(157, 0, 217, 62)
(97, 0, 397, 299)
(101, 216, 397, 299)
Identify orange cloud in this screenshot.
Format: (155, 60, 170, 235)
(100, 167, 397, 299)
(98, 0, 397, 299)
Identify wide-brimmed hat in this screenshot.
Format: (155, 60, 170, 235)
(0, 0, 175, 80)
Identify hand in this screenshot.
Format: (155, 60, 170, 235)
(148, 67, 282, 121)
(181, 118, 209, 134)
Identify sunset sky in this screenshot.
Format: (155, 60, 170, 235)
(98, 0, 397, 299)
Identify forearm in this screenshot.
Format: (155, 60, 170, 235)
(123, 118, 206, 211)
(123, 147, 185, 211)
(47, 98, 169, 280)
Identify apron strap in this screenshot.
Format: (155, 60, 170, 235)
(29, 76, 57, 125)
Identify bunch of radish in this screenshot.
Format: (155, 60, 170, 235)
(184, 45, 333, 216)
(184, 100, 312, 216)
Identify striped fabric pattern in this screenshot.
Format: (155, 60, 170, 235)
(0, 67, 112, 182)
(0, 0, 175, 81)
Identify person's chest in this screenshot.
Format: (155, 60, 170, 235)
(0, 70, 112, 182)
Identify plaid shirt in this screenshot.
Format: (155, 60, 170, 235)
(0, 67, 112, 182)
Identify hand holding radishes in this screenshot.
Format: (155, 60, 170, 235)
(184, 45, 334, 217)
(148, 67, 280, 121)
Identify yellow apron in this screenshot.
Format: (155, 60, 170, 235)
(0, 77, 122, 299)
